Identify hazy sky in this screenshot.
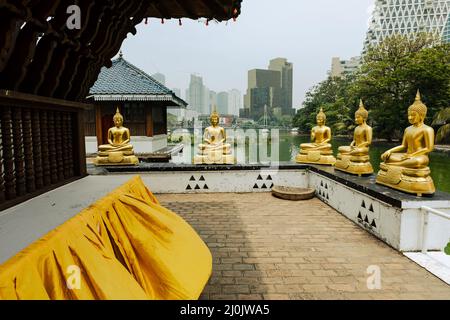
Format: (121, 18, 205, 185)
(121, 0, 375, 108)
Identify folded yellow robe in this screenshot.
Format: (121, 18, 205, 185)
(0, 176, 212, 300)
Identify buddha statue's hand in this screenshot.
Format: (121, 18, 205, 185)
(401, 154, 411, 160)
(381, 151, 391, 161)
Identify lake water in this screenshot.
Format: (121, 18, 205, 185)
(172, 129, 450, 193)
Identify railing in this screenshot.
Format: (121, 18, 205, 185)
(420, 206, 450, 254)
(0, 90, 89, 211)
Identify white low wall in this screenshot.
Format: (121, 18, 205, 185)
(308, 170, 450, 252)
(85, 135, 168, 154)
(106, 169, 308, 194)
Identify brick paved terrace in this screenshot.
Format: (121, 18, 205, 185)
(159, 193, 450, 300)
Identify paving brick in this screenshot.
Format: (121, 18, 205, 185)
(160, 195, 450, 300)
(222, 285, 250, 294)
(238, 294, 263, 300)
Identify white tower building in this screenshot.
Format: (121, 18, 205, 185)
(363, 0, 450, 52)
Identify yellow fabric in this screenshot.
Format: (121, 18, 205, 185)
(0, 176, 212, 300)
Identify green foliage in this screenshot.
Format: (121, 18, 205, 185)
(293, 76, 358, 135)
(445, 242, 450, 255)
(433, 108, 450, 143)
(355, 33, 450, 140)
(294, 33, 450, 142)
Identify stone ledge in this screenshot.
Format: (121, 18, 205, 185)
(308, 165, 450, 209)
(88, 162, 450, 209)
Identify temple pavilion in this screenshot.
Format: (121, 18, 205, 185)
(85, 53, 187, 154)
(0, 0, 241, 210)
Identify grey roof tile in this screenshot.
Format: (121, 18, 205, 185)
(90, 57, 173, 96)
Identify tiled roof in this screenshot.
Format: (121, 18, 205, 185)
(89, 55, 187, 107)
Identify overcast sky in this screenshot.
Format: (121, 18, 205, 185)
(121, 0, 375, 108)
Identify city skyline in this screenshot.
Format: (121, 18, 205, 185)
(120, 0, 375, 109)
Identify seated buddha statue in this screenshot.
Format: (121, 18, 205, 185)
(335, 100, 374, 176)
(295, 107, 336, 165)
(193, 109, 235, 164)
(94, 108, 139, 166)
(376, 90, 435, 196)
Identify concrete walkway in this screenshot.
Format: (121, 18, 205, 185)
(159, 193, 450, 300)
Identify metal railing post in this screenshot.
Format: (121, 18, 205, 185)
(421, 208, 429, 254)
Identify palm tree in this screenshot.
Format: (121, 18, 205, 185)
(432, 108, 450, 144)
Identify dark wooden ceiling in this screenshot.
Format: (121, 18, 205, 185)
(146, 0, 241, 21)
(0, 0, 242, 102)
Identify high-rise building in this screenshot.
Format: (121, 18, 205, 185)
(363, 0, 450, 52)
(443, 14, 450, 42)
(242, 58, 294, 120)
(187, 74, 209, 115)
(209, 90, 217, 114)
(268, 58, 294, 114)
(242, 68, 282, 120)
(151, 72, 166, 85)
(203, 86, 210, 115)
(228, 89, 242, 116)
(217, 91, 229, 115)
(330, 56, 361, 78)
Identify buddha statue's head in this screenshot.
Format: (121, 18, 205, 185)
(210, 109, 220, 126)
(316, 107, 326, 126)
(355, 99, 368, 125)
(408, 90, 427, 125)
(113, 107, 124, 127)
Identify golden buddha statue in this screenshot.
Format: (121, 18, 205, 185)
(295, 107, 336, 165)
(94, 108, 139, 166)
(376, 90, 435, 196)
(193, 108, 235, 164)
(335, 100, 374, 176)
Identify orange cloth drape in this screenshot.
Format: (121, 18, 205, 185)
(0, 176, 212, 300)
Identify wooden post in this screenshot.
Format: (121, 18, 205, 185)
(12, 108, 26, 196)
(163, 106, 167, 135)
(32, 109, 44, 189)
(146, 107, 153, 137)
(74, 110, 87, 176)
(54, 112, 65, 180)
(95, 104, 103, 146)
(22, 108, 36, 192)
(47, 111, 58, 184)
(1, 107, 15, 200)
(40, 111, 51, 186)
(0, 118, 5, 203)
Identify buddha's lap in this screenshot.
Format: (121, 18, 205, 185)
(301, 143, 331, 149)
(98, 144, 133, 151)
(385, 153, 429, 167)
(339, 146, 368, 155)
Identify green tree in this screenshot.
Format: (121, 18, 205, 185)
(432, 107, 450, 143)
(293, 75, 357, 135)
(353, 33, 450, 140)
